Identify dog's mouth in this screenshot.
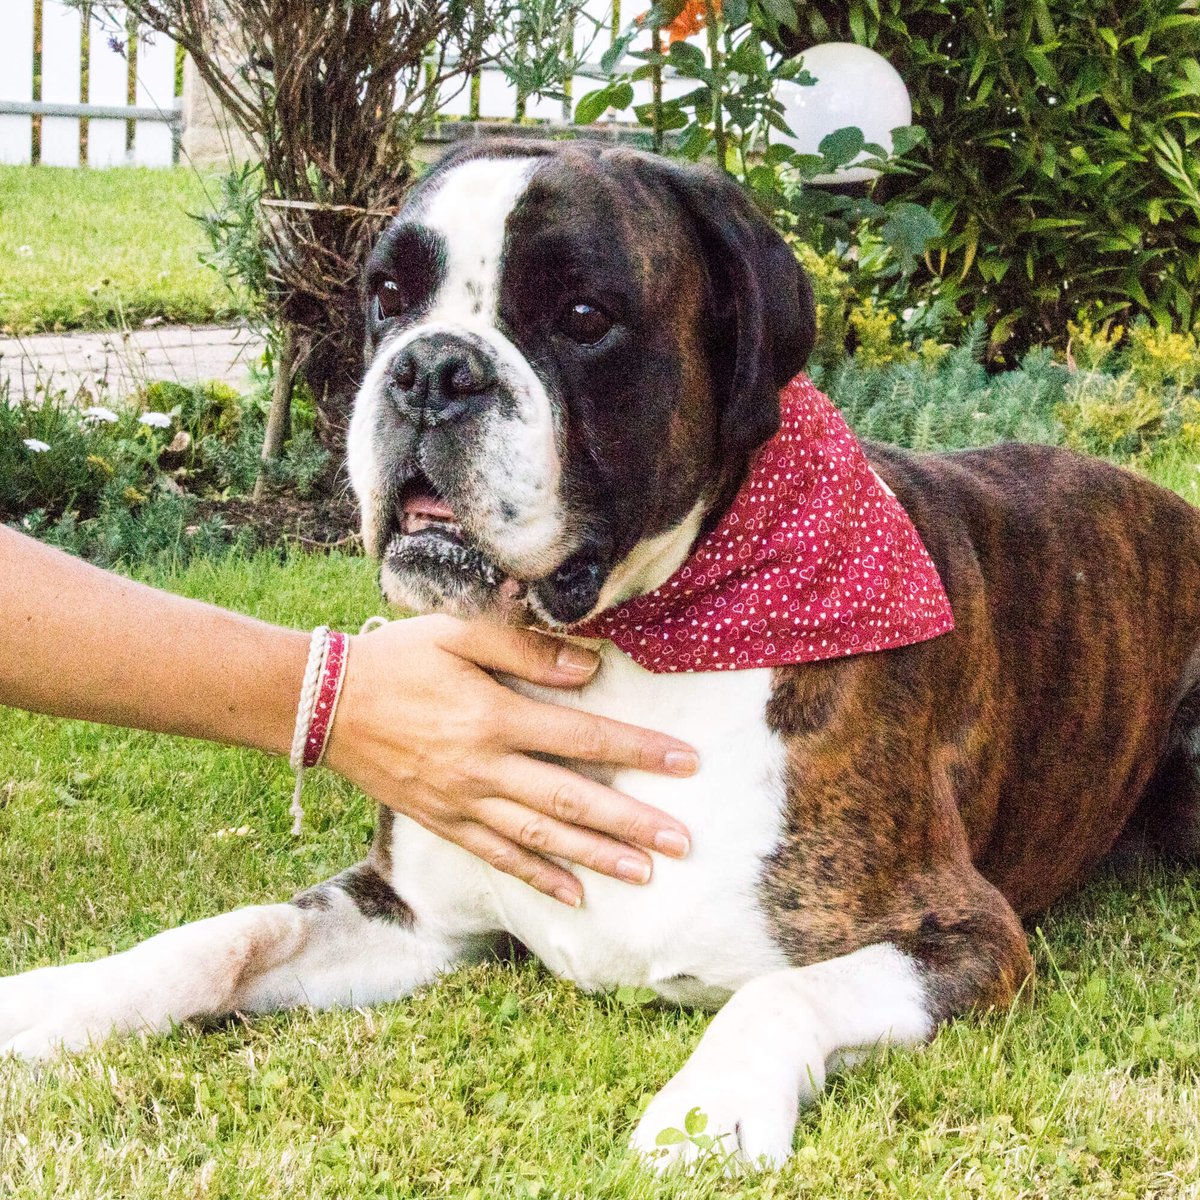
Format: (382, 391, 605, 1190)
(382, 472, 529, 612)
(396, 474, 465, 541)
(380, 472, 610, 626)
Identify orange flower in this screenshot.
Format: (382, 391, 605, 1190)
(640, 0, 721, 44)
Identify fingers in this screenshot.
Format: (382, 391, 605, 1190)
(500, 695, 700, 779)
(496, 756, 691, 860)
(443, 820, 584, 907)
(432, 617, 601, 688)
(472, 794, 657, 886)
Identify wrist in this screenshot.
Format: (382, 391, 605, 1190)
(322, 634, 367, 780)
(233, 623, 312, 757)
(290, 627, 350, 772)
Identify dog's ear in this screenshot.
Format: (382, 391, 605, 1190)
(642, 158, 816, 461)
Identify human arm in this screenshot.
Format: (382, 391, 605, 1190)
(0, 528, 695, 903)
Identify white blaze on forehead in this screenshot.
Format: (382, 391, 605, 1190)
(420, 156, 542, 322)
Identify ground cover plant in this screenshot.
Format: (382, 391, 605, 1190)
(0, 166, 238, 334)
(0, 371, 348, 569)
(1, 549, 1199, 1198)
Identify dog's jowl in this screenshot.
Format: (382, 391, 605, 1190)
(6, 141, 1200, 1172)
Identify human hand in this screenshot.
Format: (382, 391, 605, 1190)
(324, 615, 697, 906)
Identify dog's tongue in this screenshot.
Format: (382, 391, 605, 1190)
(403, 490, 457, 521)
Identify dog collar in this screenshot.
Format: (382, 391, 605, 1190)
(570, 374, 954, 673)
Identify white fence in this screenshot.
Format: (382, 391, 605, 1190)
(0, 1, 179, 167)
(0, 1, 695, 169)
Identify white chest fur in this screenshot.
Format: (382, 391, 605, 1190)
(388, 646, 792, 1007)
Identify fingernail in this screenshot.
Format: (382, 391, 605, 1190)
(556, 643, 598, 676)
(616, 856, 652, 884)
(654, 830, 690, 858)
(555, 886, 583, 908)
(664, 750, 700, 776)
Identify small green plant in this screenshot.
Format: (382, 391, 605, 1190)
(785, 1, 1200, 349)
(652, 1106, 740, 1169)
(1, 375, 328, 568)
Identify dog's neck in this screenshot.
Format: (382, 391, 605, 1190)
(591, 499, 710, 614)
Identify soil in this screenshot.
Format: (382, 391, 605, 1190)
(192, 489, 361, 553)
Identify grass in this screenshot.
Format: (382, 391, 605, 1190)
(0, 165, 240, 334)
(3, 478, 1200, 1198)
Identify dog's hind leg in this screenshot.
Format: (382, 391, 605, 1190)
(0, 861, 490, 1060)
(1112, 693, 1200, 867)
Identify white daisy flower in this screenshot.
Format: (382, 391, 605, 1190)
(139, 411, 172, 428)
(81, 405, 119, 424)
(22, 438, 50, 453)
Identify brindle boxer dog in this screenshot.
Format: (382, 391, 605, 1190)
(3, 141, 1199, 1172)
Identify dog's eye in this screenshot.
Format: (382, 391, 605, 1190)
(560, 301, 612, 345)
(375, 279, 406, 321)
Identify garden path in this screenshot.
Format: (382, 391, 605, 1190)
(0, 324, 266, 405)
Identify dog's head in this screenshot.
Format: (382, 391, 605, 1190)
(348, 141, 815, 625)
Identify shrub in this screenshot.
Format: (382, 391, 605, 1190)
(582, 0, 945, 346)
(817, 319, 1200, 466)
(784, 1, 1200, 352)
(1, 378, 328, 568)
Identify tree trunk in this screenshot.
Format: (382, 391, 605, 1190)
(254, 326, 297, 502)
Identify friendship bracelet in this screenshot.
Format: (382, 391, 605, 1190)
(288, 626, 349, 835)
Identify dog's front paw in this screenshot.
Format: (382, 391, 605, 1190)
(0, 962, 125, 1060)
(630, 1057, 802, 1172)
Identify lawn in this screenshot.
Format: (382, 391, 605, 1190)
(0, 166, 239, 335)
(2, 540, 1200, 1199)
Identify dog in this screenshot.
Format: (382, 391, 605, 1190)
(3, 140, 1200, 1172)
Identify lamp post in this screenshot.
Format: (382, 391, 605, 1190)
(774, 42, 912, 185)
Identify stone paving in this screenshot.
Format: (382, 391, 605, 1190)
(0, 324, 267, 404)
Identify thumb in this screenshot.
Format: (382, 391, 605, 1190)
(435, 619, 602, 688)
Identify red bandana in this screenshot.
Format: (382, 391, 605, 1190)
(571, 375, 954, 673)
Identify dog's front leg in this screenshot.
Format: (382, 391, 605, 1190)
(0, 863, 486, 1060)
(631, 878, 1031, 1172)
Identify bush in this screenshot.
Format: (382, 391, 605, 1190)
(816, 319, 1200, 465)
(1, 377, 329, 568)
(786, 1, 1200, 353)
(581, 0, 946, 356)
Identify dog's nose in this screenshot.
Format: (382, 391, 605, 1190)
(389, 336, 495, 425)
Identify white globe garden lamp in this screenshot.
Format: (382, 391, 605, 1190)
(774, 42, 912, 184)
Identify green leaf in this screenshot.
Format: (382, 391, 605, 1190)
(655, 1127, 686, 1147)
(600, 25, 641, 75)
(889, 125, 927, 156)
(819, 125, 866, 168)
(609, 82, 634, 112)
(632, 101, 688, 131)
(574, 87, 616, 126)
(761, 0, 800, 31)
(667, 42, 707, 77)
(763, 143, 798, 166)
(881, 202, 943, 271)
(1024, 46, 1060, 89)
(684, 1107, 709, 1136)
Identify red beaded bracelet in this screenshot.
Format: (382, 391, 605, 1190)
(288, 627, 349, 834)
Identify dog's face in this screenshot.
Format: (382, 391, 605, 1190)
(348, 141, 815, 625)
